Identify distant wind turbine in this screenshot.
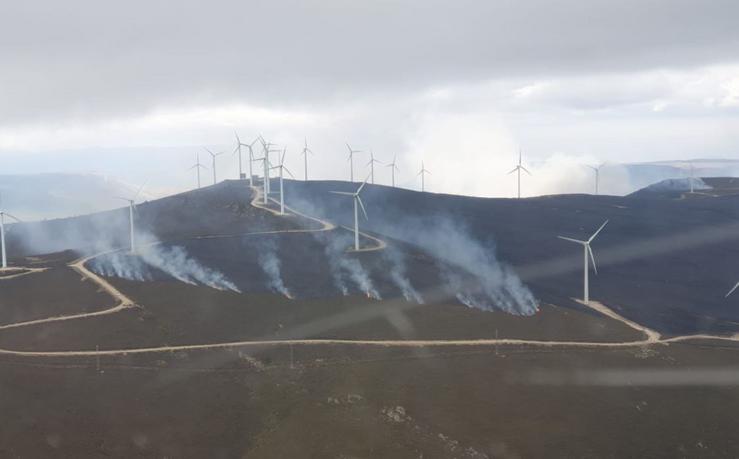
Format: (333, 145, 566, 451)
(205, 148, 225, 185)
(188, 152, 208, 189)
(688, 162, 696, 194)
(259, 137, 281, 197)
(115, 183, 147, 254)
(588, 164, 604, 195)
(386, 154, 400, 187)
(508, 149, 531, 199)
(366, 149, 382, 184)
(234, 132, 259, 185)
(558, 220, 609, 304)
(417, 161, 431, 192)
(301, 138, 313, 181)
(0, 208, 22, 269)
(271, 147, 295, 215)
(346, 143, 362, 182)
(330, 175, 370, 251)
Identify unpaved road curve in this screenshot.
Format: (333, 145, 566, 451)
(0, 267, 48, 281)
(0, 182, 737, 357)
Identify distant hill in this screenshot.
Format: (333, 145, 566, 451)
(628, 176, 739, 199)
(623, 159, 739, 193)
(0, 173, 155, 221)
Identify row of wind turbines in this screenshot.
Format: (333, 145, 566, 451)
(191, 137, 620, 200)
(190, 135, 435, 194)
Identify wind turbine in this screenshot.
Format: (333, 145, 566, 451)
(688, 162, 696, 194)
(0, 210, 21, 269)
(330, 175, 370, 251)
(233, 132, 258, 184)
(271, 147, 295, 215)
(558, 220, 609, 304)
(386, 154, 400, 187)
(346, 143, 362, 182)
(508, 149, 531, 199)
(115, 183, 147, 254)
(189, 152, 208, 189)
(366, 149, 382, 184)
(588, 164, 604, 195)
(205, 148, 225, 185)
(259, 137, 281, 197)
(301, 138, 313, 181)
(417, 161, 431, 192)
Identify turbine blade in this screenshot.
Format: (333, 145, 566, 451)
(356, 174, 370, 194)
(726, 281, 739, 298)
(507, 167, 519, 175)
(588, 219, 609, 243)
(557, 236, 586, 245)
(588, 245, 598, 275)
(4, 213, 22, 223)
(132, 180, 148, 202)
(329, 191, 354, 196)
(284, 166, 295, 178)
(521, 166, 532, 175)
(357, 196, 369, 220)
(281, 147, 287, 165)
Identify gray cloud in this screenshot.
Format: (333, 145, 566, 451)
(2, 0, 739, 124)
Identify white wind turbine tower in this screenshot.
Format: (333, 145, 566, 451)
(366, 149, 382, 184)
(330, 176, 370, 251)
(588, 163, 604, 195)
(386, 154, 400, 187)
(301, 138, 314, 181)
(558, 220, 609, 305)
(0, 201, 22, 269)
(205, 148, 225, 185)
(256, 137, 281, 204)
(271, 147, 295, 215)
(189, 152, 208, 189)
(115, 183, 147, 254)
(346, 143, 362, 182)
(233, 132, 259, 185)
(508, 149, 531, 199)
(417, 161, 431, 192)
(688, 162, 696, 194)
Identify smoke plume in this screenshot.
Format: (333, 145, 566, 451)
(256, 238, 292, 298)
(91, 237, 240, 292)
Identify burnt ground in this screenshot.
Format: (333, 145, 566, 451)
(1, 341, 739, 458)
(0, 251, 112, 324)
(285, 178, 739, 336)
(1, 179, 739, 457)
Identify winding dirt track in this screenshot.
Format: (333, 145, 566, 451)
(1, 182, 737, 358)
(0, 267, 48, 281)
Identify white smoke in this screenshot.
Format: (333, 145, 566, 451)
(256, 239, 292, 299)
(90, 236, 240, 292)
(338, 256, 381, 300)
(384, 249, 423, 303)
(320, 231, 381, 299)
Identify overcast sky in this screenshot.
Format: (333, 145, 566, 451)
(2, 0, 738, 197)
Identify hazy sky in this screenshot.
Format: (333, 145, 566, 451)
(2, 0, 739, 197)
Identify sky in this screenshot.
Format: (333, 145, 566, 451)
(1, 0, 739, 198)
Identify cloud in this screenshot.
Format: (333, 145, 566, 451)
(2, 0, 739, 125)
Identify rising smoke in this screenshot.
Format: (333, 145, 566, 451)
(317, 230, 381, 299)
(91, 236, 240, 292)
(384, 248, 423, 303)
(255, 237, 292, 298)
